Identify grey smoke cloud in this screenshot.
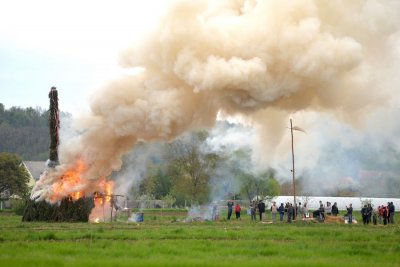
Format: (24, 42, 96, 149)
(32, 0, 400, 202)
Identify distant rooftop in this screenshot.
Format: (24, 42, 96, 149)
(23, 161, 46, 180)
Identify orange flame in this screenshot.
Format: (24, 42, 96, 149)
(48, 159, 116, 223)
(92, 179, 114, 203)
(71, 191, 81, 200)
(49, 160, 115, 203)
(89, 179, 115, 223)
(50, 160, 87, 202)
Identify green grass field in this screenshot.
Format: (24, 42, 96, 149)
(1, 210, 399, 267)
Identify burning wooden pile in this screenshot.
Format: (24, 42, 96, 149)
(22, 160, 118, 222)
(22, 87, 119, 222)
(22, 160, 117, 222)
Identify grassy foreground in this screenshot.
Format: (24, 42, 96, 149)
(0, 211, 399, 267)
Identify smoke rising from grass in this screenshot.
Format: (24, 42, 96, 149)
(32, 0, 400, 201)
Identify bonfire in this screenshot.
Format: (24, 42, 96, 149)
(23, 159, 118, 222)
(22, 87, 119, 222)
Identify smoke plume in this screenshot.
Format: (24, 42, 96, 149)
(32, 0, 400, 201)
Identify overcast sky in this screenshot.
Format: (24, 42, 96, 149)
(0, 0, 168, 115)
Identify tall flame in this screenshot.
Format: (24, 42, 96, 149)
(89, 179, 115, 223)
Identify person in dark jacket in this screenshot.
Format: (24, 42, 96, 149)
(346, 204, 353, 224)
(227, 200, 234, 220)
(278, 203, 285, 221)
(361, 204, 368, 225)
(331, 202, 339, 216)
(367, 204, 373, 224)
(318, 204, 325, 221)
(388, 202, 395, 224)
(287, 203, 293, 223)
(258, 201, 265, 221)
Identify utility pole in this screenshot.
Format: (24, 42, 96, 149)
(289, 119, 306, 221)
(290, 119, 296, 220)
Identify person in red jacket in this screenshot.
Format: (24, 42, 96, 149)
(378, 206, 384, 224)
(382, 205, 389, 225)
(235, 203, 241, 220)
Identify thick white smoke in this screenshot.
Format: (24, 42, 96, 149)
(32, 0, 400, 202)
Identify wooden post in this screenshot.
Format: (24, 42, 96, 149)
(48, 87, 59, 167)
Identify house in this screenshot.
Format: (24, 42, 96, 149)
(0, 161, 46, 210)
(22, 161, 47, 187)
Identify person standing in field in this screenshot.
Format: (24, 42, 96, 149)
(278, 203, 285, 221)
(372, 209, 377, 225)
(388, 202, 395, 224)
(361, 204, 368, 225)
(298, 202, 303, 219)
(287, 203, 293, 223)
(318, 203, 325, 221)
(303, 202, 309, 218)
(235, 203, 241, 220)
(258, 200, 265, 221)
(367, 204, 373, 224)
(377, 206, 383, 224)
(331, 202, 339, 216)
(383, 205, 389, 225)
(325, 202, 332, 216)
(250, 201, 257, 221)
(227, 200, 234, 220)
(271, 202, 278, 222)
(346, 204, 353, 224)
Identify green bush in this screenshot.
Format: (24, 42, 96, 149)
(10, 198, 26, 216)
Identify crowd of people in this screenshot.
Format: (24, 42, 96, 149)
(224, 200, 396, 225)
(382, 203, 396, 225)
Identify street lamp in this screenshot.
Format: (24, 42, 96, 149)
(289, 118, 305, 220)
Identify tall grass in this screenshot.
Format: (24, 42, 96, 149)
(0, 212, 399, 267)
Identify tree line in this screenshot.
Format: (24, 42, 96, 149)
(0, 103, 71, 160)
